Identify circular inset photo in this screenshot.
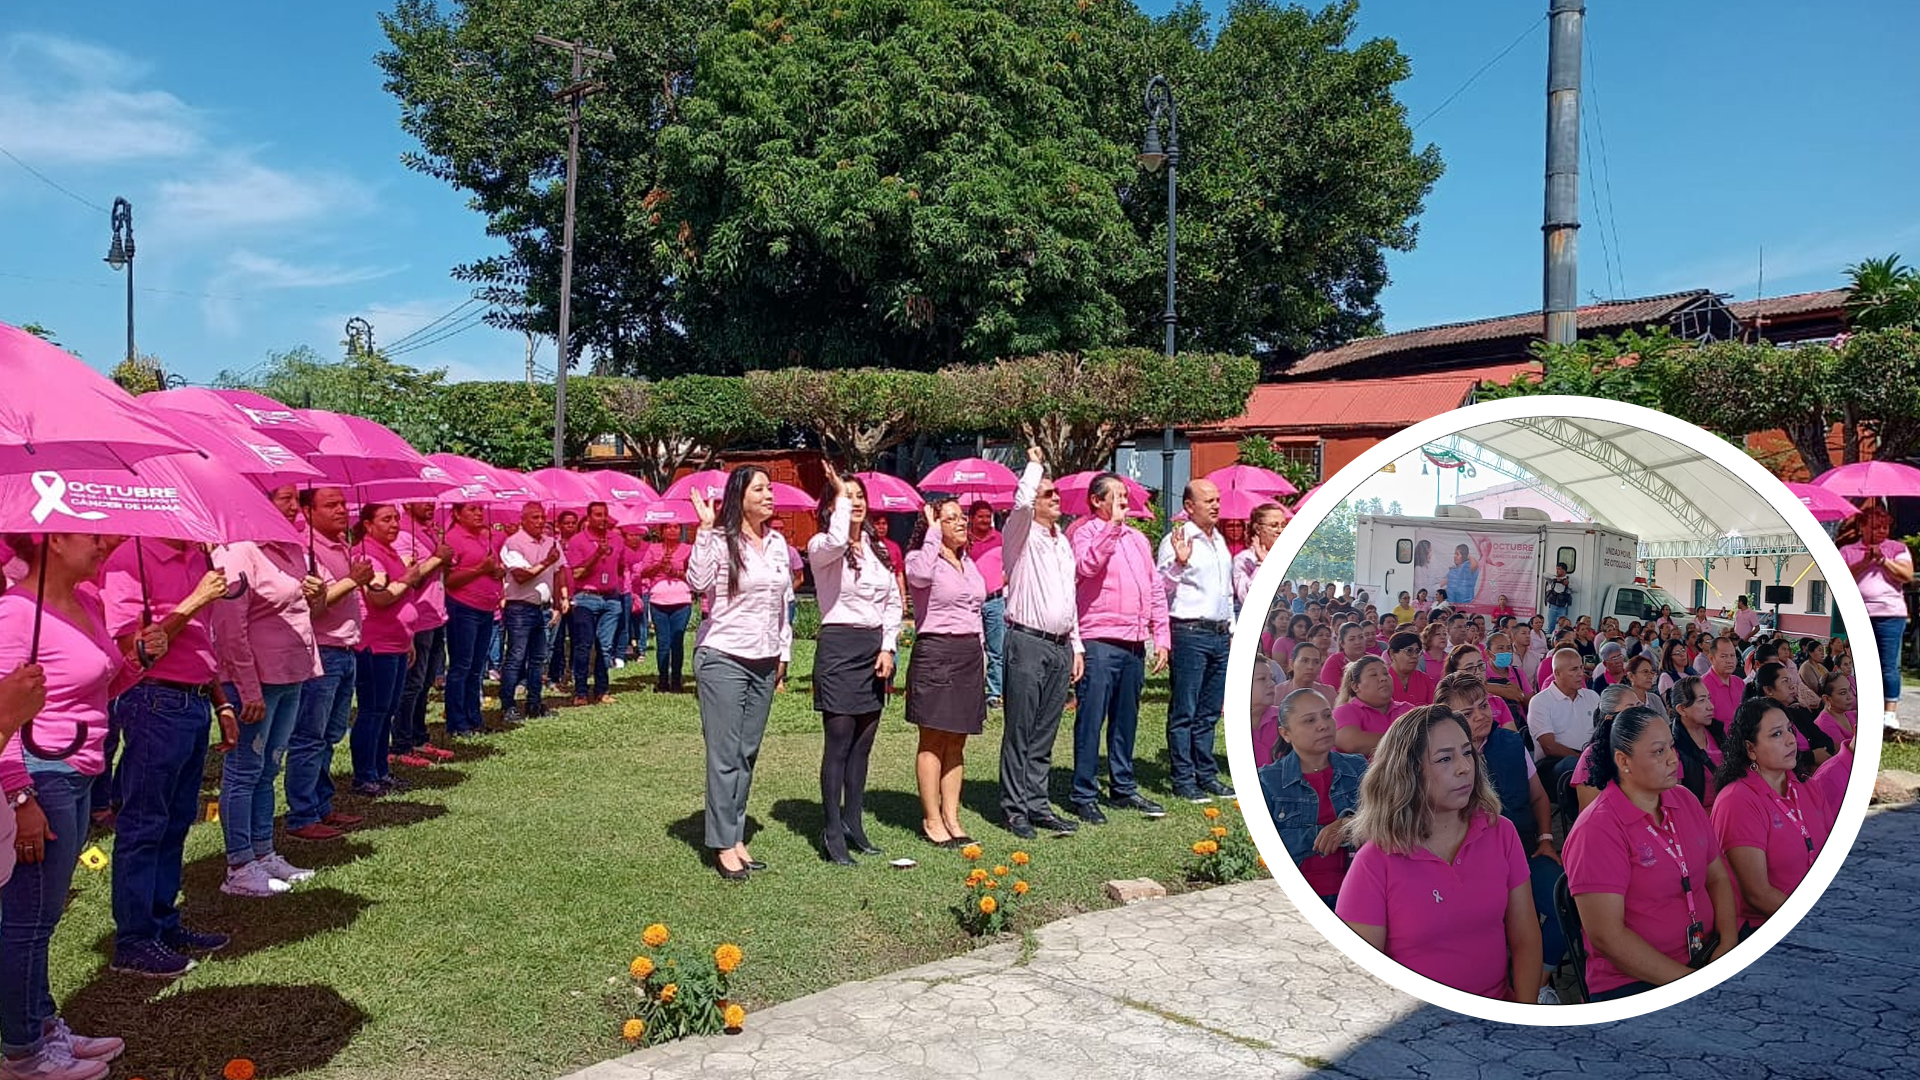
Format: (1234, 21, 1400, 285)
(1226, 395, 1881, 1025)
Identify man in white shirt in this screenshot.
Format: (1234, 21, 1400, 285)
(1157, 479, 1236, 803)
(500, 502, 568, 723)
(1528, 648, 1600, 791)
(999, 447, 1085, 839)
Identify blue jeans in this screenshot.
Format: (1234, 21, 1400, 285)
(443, 598, 494, 734)
(652, 603, 692, 687)
(572, 592, 622, 698)
(1071, 640, 1146, 805)
(546, 616, 571, 685)
(501, 602, 552, 714)
(0, 768, 89, 1056)
(353, 651, 408, 784)
(1547, 603, 1569, 632)
(220, 681, 302, 864)
(1167, 625, 1230, 791)
(1872, 615, 1906, 704)
(1530, 854, 1568, 968)
(395, 624, 446, 751)
(613, 592, 634, 658)
(109, 682, 211, 950)
(89, 708, 123, 817)
(487, 613, 503, 671)
(632, 596, 651, 656)
(982, 594, 1007, 700)
(287, 646, 356, 829)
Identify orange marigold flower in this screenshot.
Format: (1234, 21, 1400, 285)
(642, 923, 670, 948)
(630, 956, 655, 979)
(660, 982, 679, 1003)
(622, 1018, 647, 1042)
(993, 865, 1010, 877)
(714, 943, 744, 974)
(724, 1003, 747, 1029)
(1210, 826, 1228, 838)
(1191, 840, 1210, 855)
(966, 867, 989, 883)
(960, 843, 983, 860)
(982, 878, 998, 890)
(1013, 880, 1030, 895)
(1257, 856, 1267, 868)
(224, 1061, 257, 1080)
(978, 895, 998, 914)
(1010, 851, 1030, 866)
(1203, 807, 1221, 820)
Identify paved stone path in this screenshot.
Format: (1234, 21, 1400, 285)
(571, 802, 1919, 1079)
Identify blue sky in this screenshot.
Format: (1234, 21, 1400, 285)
(3, 1, 1915, 385)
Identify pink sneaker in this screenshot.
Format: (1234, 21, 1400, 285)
(0, 1044, 109, 1080)
(42, 1019, 122, 1063)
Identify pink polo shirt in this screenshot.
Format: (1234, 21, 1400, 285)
(359, 539, 418, 655)
(1389, 666, 1436, 706)
(445, 523, 504, 611)
(1320, 650, 1370, 690)
(624, 541, 655, 598)
(308, 532, 362, 651)
(1702, 669, 1744, 728)
(1336, 812, 1530, 1000)
(99, 540, 217, 686)
(1563, 782, 1721, 995)
(970, 529, 1005, 594)
(209, 541, 323, 700)
(1334, 698, 1414, 739)
(644, 544, 693, 607)
(567, 529, 625, 597)
(0, 591, 129, 788)
(1814, 709, 1854, 752)
(905, 528, 986, 639)
(1711, 770, 1829, 927)
(687, 528, 794, 662)
(1071, 517, 1170, 651)
(395, 520, 448, 632)
(1809, 746, 1851, 833)
(1253, 705, 1282, 767)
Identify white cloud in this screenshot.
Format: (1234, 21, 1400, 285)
(0, 32, 203, 165)
(155, 153, 372, 233)
(201, 251, 402, 336)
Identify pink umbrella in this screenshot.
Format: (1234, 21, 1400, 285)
(1784, 482, 1861, 523)
(144, 387, 326, 453)
(144, 405, 321, 489)
(297, 410, 434, 486)
(582, 469, 660, 506)
(662, 469, 730, 503)
(921, 456, 1018, 493)
(1177, 488, 1290, 522)
(946, 489, 1015, 512)
(1056, 472, 1152, 518)
(771, 482, 814, 513)
(1811, 461, 1920, 499)
(1204, 464, 1299, 498)
(1292, 484, 1328, 517)
(637, 500, 703, 527)
(0, 322, 198, 472)
(528, 468, 608, 509)
(851, 472, 925, 513)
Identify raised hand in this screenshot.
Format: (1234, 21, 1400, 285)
(824, 461, 846, 497)
(1027, 445, 1043, 465)
(691, 488, 717, 530)
(1170, 525, 1194, 565)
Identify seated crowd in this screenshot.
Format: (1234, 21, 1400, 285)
(1253, 585, 1856, 1005)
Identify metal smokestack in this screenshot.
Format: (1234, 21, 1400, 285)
(1543, 0, 1584, 345)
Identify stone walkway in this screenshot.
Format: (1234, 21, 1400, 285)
(571, 802, 1920, 1080)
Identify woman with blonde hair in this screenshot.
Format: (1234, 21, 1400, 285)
(1337, 705, 1542, 1002)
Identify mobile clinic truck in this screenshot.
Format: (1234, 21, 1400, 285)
(1352, 505, 1703, 628)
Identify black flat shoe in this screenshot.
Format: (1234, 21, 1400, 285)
(844, 828, 883, 856)
(745, 858, 768, 872)
(948, 833, 976, 848)
(822, 831, 855, 867)
(1005, 816, 1038, 840)
(921, 827, 956, 848)
(715, 857, 749, 882)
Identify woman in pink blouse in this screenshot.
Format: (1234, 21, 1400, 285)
(350, 505, 419, 800)
(1, 532, 159, 1072)
(807, 468, 903, 865)
(905, 499, 988, 848)
(210, 535, 325, 898)
(688, 468, 793, 881)
(642, 528, 693, 693)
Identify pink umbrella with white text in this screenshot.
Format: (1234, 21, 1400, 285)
(1204, 463, 1299, 498)
(1784, 482, 1860, 523)
(850, 472, 925, 513)
(1056, 472, 1153, 519)
(1811, 461, 1920, 499)
(920, 456, 1018, 493)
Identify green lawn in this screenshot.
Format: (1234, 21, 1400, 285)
(50, 640, 1227, 1080)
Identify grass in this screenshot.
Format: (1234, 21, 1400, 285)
(48, 638, 1227, 1080)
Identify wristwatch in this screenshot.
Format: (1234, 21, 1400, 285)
(7, 788, 35, 809)
(1538, 833, 1554, 843)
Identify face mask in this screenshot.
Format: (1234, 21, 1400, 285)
(1494, 652, 1513, 669)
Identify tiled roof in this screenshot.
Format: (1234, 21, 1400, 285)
(1202, 362, 1538, 434)
(1288, 290, 1714, 376)
(1725, 289, 1849, 321)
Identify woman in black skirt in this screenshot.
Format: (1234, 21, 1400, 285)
(807, 466, 904, 865)
(904, 497, 988, 848)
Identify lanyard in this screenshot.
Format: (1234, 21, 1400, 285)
(1753, 773, 1816, 859)
(1643, 808, 1700, 929)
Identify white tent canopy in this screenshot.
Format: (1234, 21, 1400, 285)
(1452, 417, 1799, 548)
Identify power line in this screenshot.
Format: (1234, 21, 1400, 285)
(386, 308, 492, 357)
(1581, 94, 1619, 300)
(1410, 14, 1548, 133)
(382, 295, 483, 351)
(0, 268, 499, 322)
(0, 142, 109, 214)
(1584, 31, 1628, 297)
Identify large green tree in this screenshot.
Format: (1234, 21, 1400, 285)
(379, 0, 1440, 377)
(214, 346, 451, 450)
(600, 374, 774, 488)
(748, 368, 960, 471)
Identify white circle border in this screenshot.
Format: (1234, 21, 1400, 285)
(1224, 394, 1883, 1026)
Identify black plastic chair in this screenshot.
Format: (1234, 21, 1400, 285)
(1554, 872, 1590, 1004)
(1554, 767, 1582, 836)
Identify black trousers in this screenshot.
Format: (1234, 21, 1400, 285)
(999, 627, 1073, 819)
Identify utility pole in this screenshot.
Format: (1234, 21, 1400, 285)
(534, 33, 614, 468)
(1543, 0, 1584, 346)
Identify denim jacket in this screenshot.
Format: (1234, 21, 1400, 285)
(1257, 751, 1367, 866)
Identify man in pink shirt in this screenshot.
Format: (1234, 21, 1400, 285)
(968, 501, 1008, 710)
(443, 502, 507, 734)
(394, 503, 453, 759)
(100, 538, 235, 976)
(1068, 474, 1170, 824)
(567, 502, 626, 705)
(286, 487, 375, 842)
(1732, 596, 1760, 642)
(1703, 636, 1744, 730)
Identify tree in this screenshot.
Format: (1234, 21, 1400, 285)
(1289, 498, 1356, 583)
(431, 377, 621, 469)
(748, 368, 958, 471)
(215, 346, 449, 450)
(19, 323, 67, 351)
(953, 347, 1258, 476)
(1845, 254, 1920, 332)
(601, 375, 774, 489)
(1235, 436, 1318, 494)
(379, 0, 1440, 377)
(110, 354, 166, 395)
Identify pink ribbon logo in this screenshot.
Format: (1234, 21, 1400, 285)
(29, 472, 109, 524)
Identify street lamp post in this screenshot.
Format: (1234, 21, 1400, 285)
(1139, 76, 1180, 510)
(104, 197, 135, 366)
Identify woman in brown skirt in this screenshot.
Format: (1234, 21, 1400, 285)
(904, 498, 988, 848)
(807, 466, 903, 865)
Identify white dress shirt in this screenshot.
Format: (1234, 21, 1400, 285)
(501, 530, 566, 605)
(1156, 521, 1234, 623)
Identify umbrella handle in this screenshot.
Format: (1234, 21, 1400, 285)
(20, 719, 85, 761)
(222, 571, 251, 601)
